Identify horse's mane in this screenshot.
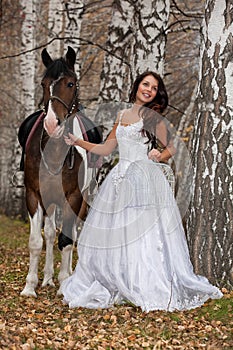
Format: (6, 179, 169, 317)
(39, 58, 77, 108)
(43, 58, 76, 80)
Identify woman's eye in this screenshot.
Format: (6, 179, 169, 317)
(67, 82, 74, 88)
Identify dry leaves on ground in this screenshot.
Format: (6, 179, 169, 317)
(0, 215, 232, 349)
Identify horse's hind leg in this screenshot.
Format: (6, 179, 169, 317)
(57, 208, 78, 295)
(21, 205, 43, 297)
(42, 206, 56, 288)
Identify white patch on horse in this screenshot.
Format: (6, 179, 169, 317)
(57, 222, 77, 295)
(44, 100, 64, 138)
(21, 205, 44, 297)
(42, 209, 57, 288)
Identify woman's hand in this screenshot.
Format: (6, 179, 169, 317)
(64, 132, 79, 146)
(63, 121, 118, 156)
(148, 149, 162, 162)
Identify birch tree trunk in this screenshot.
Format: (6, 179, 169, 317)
(187, 0, 233, 287)
(95, 0, 170, 145)
(47, 0, 64, 56)
(20, 0, 41, 114)
(99, 0, 170, 105)
(0, 0, 37, 218)
(11, 0, 39, 217)
(91, 0, 170, 185)
(62, 0, 84, 79)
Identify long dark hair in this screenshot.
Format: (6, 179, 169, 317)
(129, 71, 169, 150)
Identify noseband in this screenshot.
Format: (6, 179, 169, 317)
(49, 95, 71, 111)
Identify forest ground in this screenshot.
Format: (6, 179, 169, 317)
(0, 215, 232, 350)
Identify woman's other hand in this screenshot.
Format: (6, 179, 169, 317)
(148, 149, 162, 162)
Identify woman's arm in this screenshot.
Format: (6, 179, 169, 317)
(148, 143, 176, 163)
(148, 120, 176, 163)
(159, 142, 176, 162)
(64, 116, 120, 156)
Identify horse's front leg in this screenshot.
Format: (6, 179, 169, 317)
(42, 207, 56, 288)
(21, 205, 43, 297)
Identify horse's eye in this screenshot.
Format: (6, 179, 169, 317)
(67, 82, 74, 88)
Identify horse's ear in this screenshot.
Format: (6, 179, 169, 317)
(65, 46, 76, 71)
(41, 48, 53, 68)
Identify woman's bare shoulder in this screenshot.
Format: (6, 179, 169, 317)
(115, 109, 127, 123)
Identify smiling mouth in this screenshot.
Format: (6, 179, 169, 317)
(143, 93, 151, 98)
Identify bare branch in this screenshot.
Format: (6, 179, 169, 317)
(164, 19, 193, 33)
(0, 36, 131, 68)
(167, 26, 201, 34)
(171, 0, 204, 19)
(168, 104, 186, 116)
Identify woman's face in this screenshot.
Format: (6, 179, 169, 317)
(135, 75, 159, 105)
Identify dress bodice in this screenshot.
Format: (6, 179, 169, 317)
(116, 119, 148, 163)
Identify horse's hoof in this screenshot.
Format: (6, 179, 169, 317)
(42, 278, 55, 288)
(57, 288, 63, 296)
(20, 288, 37, 298)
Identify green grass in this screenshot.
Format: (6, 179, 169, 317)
(0, 214, 29, 247)
(197, 297, 233, 323)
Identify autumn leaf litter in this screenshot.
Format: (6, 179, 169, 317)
(0, 215, 232, 349)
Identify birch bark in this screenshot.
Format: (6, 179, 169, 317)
(47, 0, 64, 56)
(96, 0, 170, 141)
(47, 0, 84, 75)
(0, 0, 41, 217)
(187, 0, 233, 287)
(20, 0, 38, 115)
(62, 0, 84, 78)
(99, 0, 170, 104)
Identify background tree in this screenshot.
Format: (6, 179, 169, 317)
(164, 1, 204, 216)
(94, 0, 170, 160)
(187, 0, 233, 287)
(0, 1, 26, 217)
(0, 0, 231, 287)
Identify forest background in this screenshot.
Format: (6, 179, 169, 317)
(0, 0, 232, 288)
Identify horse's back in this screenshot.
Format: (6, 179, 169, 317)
(18, 110, 43, 149)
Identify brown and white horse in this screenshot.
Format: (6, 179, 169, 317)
(21, 47, 86, 297)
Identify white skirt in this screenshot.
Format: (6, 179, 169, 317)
(62, 160, 222, 311)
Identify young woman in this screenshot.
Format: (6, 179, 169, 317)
(62, 71, 222, 311)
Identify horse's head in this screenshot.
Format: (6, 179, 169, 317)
(41, 46, 79, 137)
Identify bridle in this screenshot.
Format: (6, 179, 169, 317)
(49, 82, 79, 120)
(41, 73, 79, 120)
(40, 77, 79, 174)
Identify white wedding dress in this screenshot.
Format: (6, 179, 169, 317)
(61, 117, 222, 312)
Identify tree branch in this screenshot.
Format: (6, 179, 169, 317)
(164, 19, 193, 34)
(171, 0, 204, 19)
(167, 26, 201, 34)
(0, 36, 131, 68)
